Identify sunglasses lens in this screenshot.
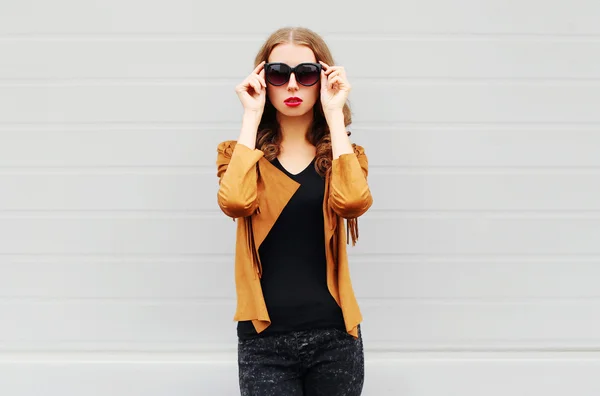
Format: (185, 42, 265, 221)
(296, 64, 320, 85)
(266, 64, 289, 85)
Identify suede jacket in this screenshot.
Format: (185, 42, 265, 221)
(216, 140, 373, 338)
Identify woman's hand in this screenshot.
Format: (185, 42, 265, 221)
(319, 61, 351, 116)
(235, 60, 267, 114)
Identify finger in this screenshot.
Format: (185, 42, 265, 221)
(258, 69, 266, 86)
(237, 86, 251, 97)
(324, 66, 339, 75)
(252, 81, 261, 94)
(243, 79, 254, 92)
(247, 75, 261, 91)
(254, 73, 266, 88)
(325, 67, 344, 77)
(253, 60, 266, 74)
(329, 76, 343, 90)
(326, 70, 339, 79)
(252, 75, 266, 89)
(236, 81, 250, 93)
(319, 60, 330, 70)
(244, 78, 258, 93)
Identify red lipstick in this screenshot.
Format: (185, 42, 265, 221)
(284, 96, 303, 107)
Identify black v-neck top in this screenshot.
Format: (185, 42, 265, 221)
(237, 157, 346, 339)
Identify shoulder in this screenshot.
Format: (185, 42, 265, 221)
(216, 140, 238, 157)
(351, 143, 367, 158)
(350, 143, 369, 174)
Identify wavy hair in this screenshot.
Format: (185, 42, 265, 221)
(253, 26, 353, 178)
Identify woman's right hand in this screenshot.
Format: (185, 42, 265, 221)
(235, 61, 267, 114)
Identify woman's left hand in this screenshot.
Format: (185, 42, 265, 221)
(319, 61, 351, 115)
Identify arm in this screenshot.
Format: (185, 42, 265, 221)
(329, 144, 373, 219)
(216, 139, 264, 219)
(216, 111, 263, 218)
(326, 111, 373, 219)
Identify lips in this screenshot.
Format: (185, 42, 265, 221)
(284, 97, 303, 104)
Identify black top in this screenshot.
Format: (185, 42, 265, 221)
(237, 156, 346, 339)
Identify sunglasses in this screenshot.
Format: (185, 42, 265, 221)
(264, 62, 322, 87)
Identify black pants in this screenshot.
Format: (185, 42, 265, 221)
(237, 325, 364, 396)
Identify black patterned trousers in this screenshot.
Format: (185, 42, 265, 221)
(237, 325, 364, 396)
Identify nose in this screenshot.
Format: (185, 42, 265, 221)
(287, 72, 299, 91)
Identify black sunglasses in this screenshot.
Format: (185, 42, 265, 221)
(264, 62, 322, 87)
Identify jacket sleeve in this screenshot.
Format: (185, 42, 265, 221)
(216, 140, 264, 218)
(329, 144, 374, 219)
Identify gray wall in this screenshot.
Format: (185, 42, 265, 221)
(1, 1, 600, 394)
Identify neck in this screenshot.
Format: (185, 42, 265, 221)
(277, 110, 313, 145)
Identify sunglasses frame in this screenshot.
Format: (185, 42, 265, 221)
(264, 62, 323, 87)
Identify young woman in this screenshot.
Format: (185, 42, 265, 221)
(216, 26, 373, 396)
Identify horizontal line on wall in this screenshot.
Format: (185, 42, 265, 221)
(1, 166, 600, 174)
(2, 77, 600, 86)
(3, 32, 600, 41)
(1, 121, 600, 129)
(1, 253, 599, 260)
(0, 254, 599, 262)
(4, 347, 600, 359)
(0, 351, 246, 363)
(4, 348, 600, 360)
(3, 296, 600, 304)
(0, 210, 599, 219)
(366, 344, 600, 354)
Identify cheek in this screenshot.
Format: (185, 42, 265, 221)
(267, 86, 284, 100)
(307, 86, 320, 103)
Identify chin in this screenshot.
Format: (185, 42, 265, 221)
(280, 103, 317, 117)
(276, 106, 305, 117)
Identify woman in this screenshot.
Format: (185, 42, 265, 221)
(216, 26, 373, 396)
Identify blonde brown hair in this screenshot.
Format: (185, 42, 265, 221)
(253, 26, 353, 177)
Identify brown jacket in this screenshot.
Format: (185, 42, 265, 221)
(216, 140, 373, 338)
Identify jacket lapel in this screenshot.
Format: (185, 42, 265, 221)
(252, 157, 301, 250)
(323, 169, 336, 243)
(252, 158, 338, 264)
(323, 169, 339, 266)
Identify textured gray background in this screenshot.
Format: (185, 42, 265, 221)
(1, 1, 600, 394)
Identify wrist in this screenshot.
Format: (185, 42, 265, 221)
(324, 109, 344, 120)
(243, 110, 262, 126)
(325, 110, 345, 131)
